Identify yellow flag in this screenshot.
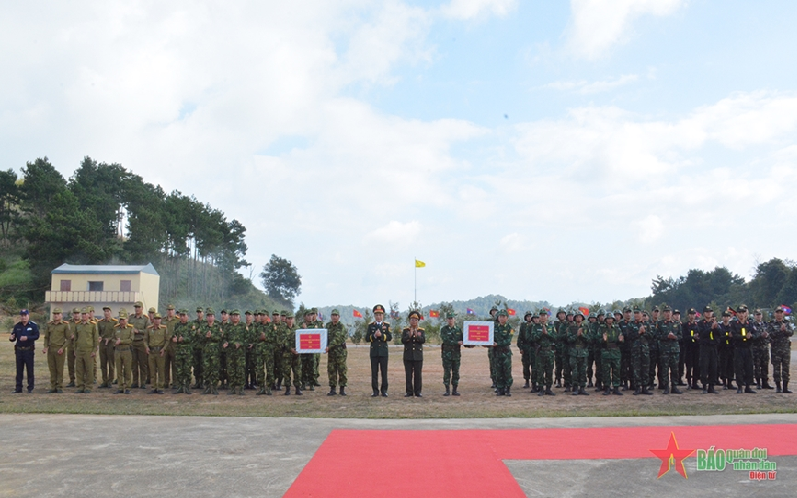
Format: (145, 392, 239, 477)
(415, 259, 426, 268)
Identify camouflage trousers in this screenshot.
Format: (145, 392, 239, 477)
(441, 348, 460, 387)
(192, 347, 204, 387)
(314, 354, 321, 385)
(300, 353, 315, 387)
(219, 348, 228, 385)
(562, 345, 572, 387)
(631, 344, 650, 389)
(648, 343, 661, 387)
(586, 348, 595, 385)
(752, 345, 770, 383)
(569, 350, 588, 388)
(591, 346, 602, 387)
(272, 348, 283, 385)
(203, 345, 220, 387)
(488, 348, 496, 383)
(175, 346, 193, 389)
(535, 349, 554, 388)
(282, 353, 302, 389)
(493, 347, 512, 390)
(771, 343, 791, 385)
(620, 345, 631, 386)
(246, 347, 257, 386)
(659, 348, 680, 390)
(227, 346, 245, 390)
(554, 346, 564, 384)
(256, 345, 275, 392)
(328, 349, 348, 388)
(520, 348, 532, 382)
(601, 349, 621, 388)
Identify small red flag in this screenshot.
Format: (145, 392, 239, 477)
(353, 309, 363, 318)
(429, 310, 440, 318)
(507, 308, 516, 316)
(578, 307, 590, 316)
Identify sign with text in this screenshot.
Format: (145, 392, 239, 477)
(463, 321, 494, 346)
(296, 329, 327, 353)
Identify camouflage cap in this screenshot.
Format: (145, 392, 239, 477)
(497, 309, 508, 317)
(206, 308, 215, 316)
(72, 307, 81, 314)
(623, 307, 632, 313)
(331, 309, 340, 315)
(304, 309, 312, 316)
(446, 312, 456, 319)
(196, 307, 204, 313)
(167, 304, 175, 310)
(280, 310, 287, 316)
(153, 313, 162, 319)
(538, 310, 547, 316)
(373, 304, 386, 313)
(148, 307, 156, 313)
(311, 307, 318, 314)
(285, 311, 294, 318)
(531, 313, 541, 320)
(245, 310, 253, 315)
(53, 307, 63, 314)
(230, 309, 240, 315)
(134, 301, 143, 308)
(272, 310, 280, 315)
(178, 309, 189, 315)
(221, 309, 228, 314)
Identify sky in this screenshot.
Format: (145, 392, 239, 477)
(2, 0, 797, 308)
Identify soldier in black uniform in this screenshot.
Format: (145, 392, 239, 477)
(10, 310, 39, 393)
(718, 310, 735, 389)
(697, 306, 720, 393)
(730, 305, 757, 394)
(402, 311, 425, 397)
(366, 304, 392, 397)
(683, 309, 700, 389)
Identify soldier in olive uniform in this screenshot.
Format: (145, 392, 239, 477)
(366, 304, 392, 397)
(114, 310, 135, 394)
(325, 309, 349, 396)
(272, 310, 284, 390)
(488, 306, 499, 389)
(590, 310, 605, 392)
(219, 309, 229, 389)
(201, 308, 224, 394)
(145, 313, 169, 394)
(533, 311, 556, 396)
(255, 310, 277, 395)
(300, 310, 318, 390)
(629, 308, 653, 395)
(656, 307, 682, 394)
(173, 310, 197, 394)
(192, 307, 205, 389)
(73, 308, 99, 393)
(493, 310, 514, 396)
(97, 306, 118, 388)
(517, 311, 534, 389)
(600, 315, 623, 395)
(440, 312, 462, 396)
(223, 310, 247, 395)
(66, 307, 81, 387)
(311, 308, 323, 388)
(586, 312, 598, 389)
(769, 306, 793, 393)
(42, 308, 71, 393)
(567, 312, 590, 395)
(402, 311, 425, 397)
(128, 302, 150, 389)
(244, 311, 257, 390)
(163, 304, 178, 389)
(281, 312, 303, 395)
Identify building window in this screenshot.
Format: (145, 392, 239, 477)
(60, 280, 71, 291)
(88, 281, 104, 292)
(120, 280, 132, 292)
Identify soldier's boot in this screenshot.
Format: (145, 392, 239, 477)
(275, 379, 282, 390)
(612, 387, 623, 395)
(212, 385, 220, 395)
(707, 384, 717, 394)
(257, 386, 266, 395)
(523, 380, 530, 389)
(578, 387, 588, 395)
(702, 385, 708, 394)
(284, 386, 291, 395)
(327, 387, 337, 396)
(505, 387, 511, 397)
(531, 382, 537, 392)
(444, 385, 450, 396)
(295, 387, 303, 395)
(603, 387, 611, 396)
(309, 384, 314, 392)
(763, 380, 774, 390)
(496, 388, 505, 396)
(451, 385, 459, 396)
(783, 382, 792, 394)
(564, 386, 571, 393)
(588, 379, 594, 388)
(545, 387, 555, 396)
(176, 386, 184, 394)
(339, 387, 347, 396)
(227, 386, 237, 395)
(203, 386, 211, 395)
(744, 386, 757, 394)
(184, 385, 191, 394)
(736, 386, 744, 393)
(538, 388, 545, 396)
(776, 381, 782, 393)
(633, 387, 641, 395)
(641, 386, 653, 395)
(238, 387, 245, 395)
(572, 387, 579, 396)
(671, 386, 682, 394)
(555, 380, 561, 388)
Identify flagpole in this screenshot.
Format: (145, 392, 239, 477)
(414, 257, 417, 304)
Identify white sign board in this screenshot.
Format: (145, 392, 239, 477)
(463, 321, 494, 346)
(295, 328, 328, 353)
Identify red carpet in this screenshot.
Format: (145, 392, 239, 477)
(284, 424, 797, 497)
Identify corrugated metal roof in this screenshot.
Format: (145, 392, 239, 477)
(51, 263, 159, 276)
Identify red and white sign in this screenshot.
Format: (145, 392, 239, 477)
(296, 329, 327, 353)
(463, 321, 494, 345)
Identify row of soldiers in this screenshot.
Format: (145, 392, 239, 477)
(40, 303, 349, 395)
(505, 304, 793, 396)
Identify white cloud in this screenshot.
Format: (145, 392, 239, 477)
(543, 74, 640, 94)
(364, 220, 422, 246)
(440, 0, 518, 20)
(567, 0, 686, 59)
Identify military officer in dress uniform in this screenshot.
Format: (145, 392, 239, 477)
(366, 304, 392, 397)
(402, 311, 425, 397)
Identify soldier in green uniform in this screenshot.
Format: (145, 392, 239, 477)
(311, 308, 323, 388)
(243, 311, 257, 390)
(560, 310, 576, 392)
(567, 311, 590, 395)
(656, 306, 682, 394)
(751, 310, 772, 389)
(128, 301, 150, 389)
(487, 306, 498, 389)
(219, 309, 229, 389)
(255, 310, 276, 395)
(553, 308, 566, 388)
(66, 307, 81, 387)
(191, 307, 205, 389)
(114, 310, 134, 394)
(647, 307, 662, 390)
(201, 308, 224, 394)
(222, 310, 246, 395)
(493, 310, 514, 396)
(271, 310, 283, 390)
(600, 314, 624, 395)
(73, 308, 99, 393)
(173, 310, 197, 394)
(629, 308, 653, 395)
(532, 311, 556, 396)
(366, 304, 391, 397)
(585, 312, 597, 388)
(300, 310, 317, 390)
(42, 308, 71, 393)
(281, 311, 303, 395)
(440, 312, 462, 396)
(325, 309, 348, 396)
(517, 311, 534, 389)
(769, 306, 793, 393)
(163, 304, 178, 389)
(145, 313, 169, 394)
(96, 306, 117, 388)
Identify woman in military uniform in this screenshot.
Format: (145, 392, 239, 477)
(402, 311, 426, 397)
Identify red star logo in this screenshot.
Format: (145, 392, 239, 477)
(650, 432, 695, 479)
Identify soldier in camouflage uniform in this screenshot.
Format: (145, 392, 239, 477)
(281, 312, 303, 395)
(646, 308, 662, 390)
(173, 310, 196, 394)
(201, 309, 224, 394)
(751, 310, 773, 389)
(223, 310, 246, 395)
(300, 310, 318, 390)
(629, 308, 653, 395)
(256, 310, 278, 395)
(244, 311, 257, 389)
(325, 309, 349, 396)
(656, 307, 682, 394)
(493, 310, 514, 396)
(517, 311, 534, 389)
(191, 307, 205, 389)
(768, 306, 793, 393)
(553, 309, 566, 388)
(600, 315, 623, 395)
(311, 308, 323, 388)
(532, 311, 556, 396)
(272, 310, 284, 390)
(163, 304, 178, 389)
(488, 306, 498, 389)
(585, 312, 597, 388)
(97, 306, 118, 388)
(617, 308, 634, 391)
(440, 312, 462, 396)
(219, 309, 229, 389)
(590, 310, 605, 391)
(566, 312, 590, 395)
(113, 310, 134, 394)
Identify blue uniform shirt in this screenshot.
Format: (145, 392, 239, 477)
(11, 320, 40, 347)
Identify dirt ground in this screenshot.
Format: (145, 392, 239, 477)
(1, 335, 795, 418)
